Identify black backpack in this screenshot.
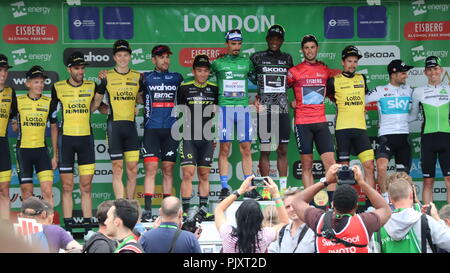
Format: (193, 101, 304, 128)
(278, 224, 310, 253)
(83, 233, 117, 253)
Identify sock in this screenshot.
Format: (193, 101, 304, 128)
(83, 217, 91, 225)
(199, 196, 209, 209)
(220, 175, 229, 189)
(279, 177, 287, 191)
(244, 174, 251, 179)
(327, 191, 334, 204)
(144, 193, 154, 211)
(163, 194, 171, 199)
(64, 218, 73, 226)
(182, 197, 191, 213)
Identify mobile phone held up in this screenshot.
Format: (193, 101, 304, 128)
(251, 177, 269, 187)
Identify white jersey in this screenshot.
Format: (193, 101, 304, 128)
(366, 83, 413, 136)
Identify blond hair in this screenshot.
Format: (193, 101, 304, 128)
(388, 179, 413, 202)
(262, 205, 279, 228)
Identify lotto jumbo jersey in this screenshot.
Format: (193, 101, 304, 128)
(52, 80, 96, 136)
(96, 69, 143, 122)
(0, 87, 14, 137)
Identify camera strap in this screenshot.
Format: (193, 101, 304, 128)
(168, 228, 182, 253)
(318, 211, 368, 248)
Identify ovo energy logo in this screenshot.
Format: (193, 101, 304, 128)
(12, 48, 28, 65)
(412, 0, 427, 16)
(10, 1, 51, 18)
(132, 48, 146, 65)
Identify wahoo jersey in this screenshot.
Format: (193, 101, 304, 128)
(0, 87, 15, 137)
(96, 69, 144, 122)
(211, 54, 254, 106)
(287, 61, 339, 124)
(366, 84, 413, 136)
(316, 214, 370, 253)
(51, 80, 96, 136)
(12, 94, 57, 148)
(250, 49, 293, 114)
(143, 70, 183, 129)
(327, 73, 369, 130)
(410, 84, 450, 134)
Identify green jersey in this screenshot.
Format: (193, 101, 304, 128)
(211, 54, 254, 106)
(410, 83, 450, 134)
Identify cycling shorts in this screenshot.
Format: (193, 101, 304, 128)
(58, 134, 95, 175)
(376, 134, 412, 173)
(295, 122, 334, 155)
(257, 112, 290, 144)
(218, 106, 254, 143)
(16, 147, 53, 184)
(107, 120, 139, 162)
(142, 128, 179, 162)
(335, 129, 374, 163)
(421, 132, 450, 178)
(0, 137, 12, 183)
(180, 139, 214, 168)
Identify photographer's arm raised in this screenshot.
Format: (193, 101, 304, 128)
(263, 177, 289, 233)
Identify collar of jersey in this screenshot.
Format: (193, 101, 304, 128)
(342, 71, 355, 78)
(153, 69, 169, 74)
(193, 81, 208, 88)
(66, 79, 84, 88)
(114, 68, 131, 76)
(27, 93, 42, 101)
(427, 83, 444, 89)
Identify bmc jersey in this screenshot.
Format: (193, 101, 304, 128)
(327, 73, 369, 130)
(143, 70, 183, 129)
(250, 49, 293, 114)
(211, 54, 254, 106)
(12, 94, 57, 148)
(0, 87, 15, 137)
(51, 80, 96, 136)
(316, 214, 370, 253)
(287, 61, 337, 124)
(366, 84, 413, 136)
(96, 69, 144, 122)
(410, 84, 450, 134)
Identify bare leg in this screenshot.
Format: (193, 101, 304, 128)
(61, 173, 74, 218)
(301, 154, 314, 188)
(125, 161, 138, 199)
(162, 161, 175, 195)
(376, 158, 389, 193)
(240, 142, 253, 175)
(79, 174, 93, 218)
(111, 160, 124, 199)
(423, 178, 434, 204)
(0, 182, 10, 220)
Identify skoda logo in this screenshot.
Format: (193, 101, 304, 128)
(73, 20, 82, 27)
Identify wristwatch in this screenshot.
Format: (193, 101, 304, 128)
(232, 190, 241, 198)
(319, 177, 329, 187)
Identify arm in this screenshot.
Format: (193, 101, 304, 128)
(362, 74, 370, 94)
(10, 89, 18, 132)
(49, 90, 59, 170)
(264, 176, 289, 233)
(365, 87, 379, 104)
(91, 79, 106, 113)
(65, 240, 83, 252)
(352, 165, 391, 226)
(409, 87, 421, 122)
(136, 73, 145, 105)
(326, 77, 336, 102)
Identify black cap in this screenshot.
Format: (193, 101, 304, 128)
(21, 197, 48, 216)
(66, 51, 89, 67)
(113, 39, 132, 54)
(0, 54, 13, 69)
(342, 45, 362, 60)
(26, 65, 48, 80)
(267, 25, 285, 39)
(151, 45, 172, 57)
(193, 54, 211, 68)
(301, 34, 318, 47)
(425, 56, 441, 68)
(387, 59, 414, 75)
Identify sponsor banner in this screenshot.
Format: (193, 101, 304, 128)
(6, 70, 59, 91)
(410, 44, 448, 63)
(414, 181, 448, 202)
(10, 187, 61, 209)
(68, 6, 100, 40)
(324, 6, 354, 39)
(10, 1, 51, 18)
(411, 0, 449, 17)
(179, 47, 227, 67)
(356, 46, 401, 66)
(406, 66, 450, 87)
(134, 185, 177, 207)
(357, 5, 387, 38)
(292, 160, 325, 180)
(103, 6, 134, 39)
(3, 24, 58, 44)
(63, 48, 114, 67)
(409, 158, 445, 179)
(404, 21, 450, 40)
(10, 48, 52, 66)
(94, 140, 110, 160)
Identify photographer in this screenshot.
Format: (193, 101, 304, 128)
(292, 164, 391, 253)
(214, 175, 289, 253)
(139, 196, 202, 253)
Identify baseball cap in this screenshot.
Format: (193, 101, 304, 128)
(66, 51, 89, 67)
(21, 197, 48, 216)
(0, 54, 13, 69)
(193, 54, 211, 68)
(225, 29, 242, 41)
(151, 45, 172, 57)
(341, 45, 362, 60)
(301, 34, 318, 47)
(267, 24, 285, 39)
(113, 39, 132, 54)
(26, 65, 48, 80)
(387, 59, 414, 75)
(425, 56, 441, 68)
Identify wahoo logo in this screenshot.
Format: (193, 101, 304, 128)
(412, 0, 427, 16)
(262, 67, 287, 73)
(154, 92, 174, 99)
(379, 97, 411, 114)
(12, 48, 28, 65)
(411, 45, 426, 62)
(225, 71, 233, 79)
(132, 48, 145, 65)
(148, 84, 177, 91)
(11, 1, 27, 18)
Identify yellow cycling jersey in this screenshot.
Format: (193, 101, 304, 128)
(97, 69, 143, 122)
(328, 73, 368, 130)
(0, 86, 14, 137)
(52, 80, 96, 136)
(14, 94, 56, 148)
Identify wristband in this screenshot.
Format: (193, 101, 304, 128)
(275, 202, 284, 208)
(272, 197, 282, 202)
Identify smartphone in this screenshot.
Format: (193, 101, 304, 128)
(251, 177, 268, 187)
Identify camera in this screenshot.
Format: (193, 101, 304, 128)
(251, 177, 269, 187)
(182, 206, 208, 233)
(337, 166, 356, 185)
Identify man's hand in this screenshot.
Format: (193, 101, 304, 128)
(11, 119, 18, 132)
(422, 202, 440, 221)
(238, 175, 256, 195)
(263, 176, 280, 197)
(352, 165, 365, 184)
(98, 70, 108, 80)
(153, 216, 162, 229)
(51, 156, 58, 170)
(325, 164, 341, 184)
(290, 101, 296, 109)
(194, 225, 202, 240)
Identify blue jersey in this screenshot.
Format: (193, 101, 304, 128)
(143, 70, 183, 129)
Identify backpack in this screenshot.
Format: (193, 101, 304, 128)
(278, 224, 309, 253)
(83, 233, 117, 253)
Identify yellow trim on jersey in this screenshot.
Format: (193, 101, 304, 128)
(79, 163, 95, 176)
(358, 149, 375, 163)
(106, 69, 141, 122)
(37, 170, 53, 182)
(333, 73, 367, 130)
(124, 150, 139, 163)
(53, 80, 95, 136)
(0, 170, 12, 183)
(0, 87, 13, 137)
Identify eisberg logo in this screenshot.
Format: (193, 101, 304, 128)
(63, 48, 114, 67)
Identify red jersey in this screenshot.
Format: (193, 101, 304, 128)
(287, 61, 339, 125)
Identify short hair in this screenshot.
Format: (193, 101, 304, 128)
(40, 200, 54, 215)
(161, 197, 182, 218)
(333, 185, 358, 213)
(386, 172, 413, 191)
(262, 205, 279, 227)
(439, 205, 450, 220)
(388, 179, 412, 202)
(97, 200, 114, 226)
(128, 199, 142, 218)
(282, 187, 302, 201)
(112, 199, 139, 230)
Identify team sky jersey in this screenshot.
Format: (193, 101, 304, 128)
(177, 80, 218, 140)
(250, 49, 293, 114)
(366, 84, 413, 136)
(51, 80, 96, 136)
(96, 69, 144, 122)
(211, 54, 254, 106)
(327, 72, 369, 130)
(287, 61, 339, 125)
(410, 83, 450, 134)
(143, 70, 183, 129)
(11, 94, 57, 148)
(0, 86, 15, 137)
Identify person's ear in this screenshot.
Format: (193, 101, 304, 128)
(151, 57, 156, 66)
